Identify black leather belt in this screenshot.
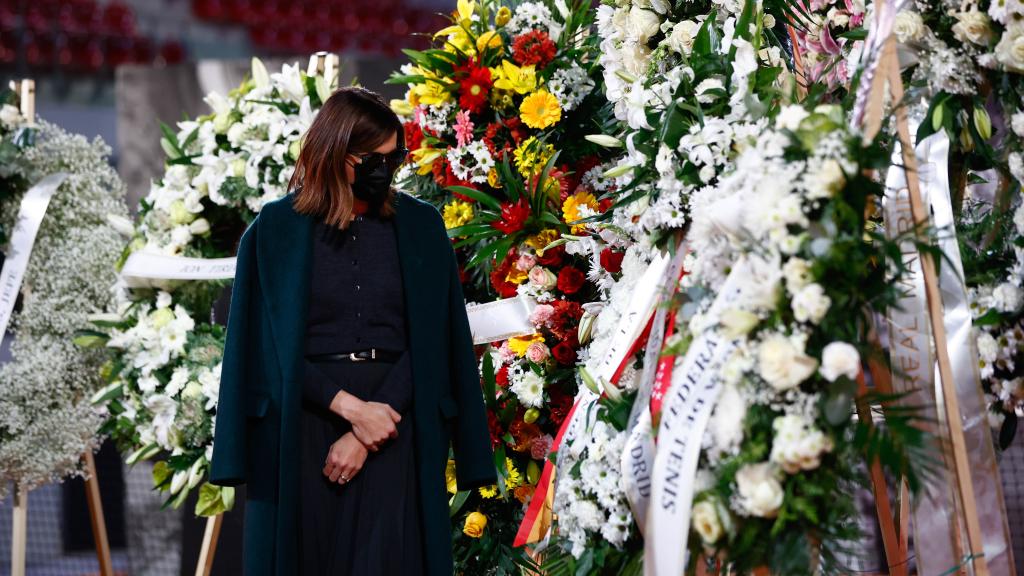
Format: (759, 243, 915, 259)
(306, 348, 402, 363)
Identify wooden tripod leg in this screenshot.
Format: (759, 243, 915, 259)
(855, 370, 906, 576)
(195, 513, 224, 576)
(84, 450, 114, 576)
(11, 483, 27, 576)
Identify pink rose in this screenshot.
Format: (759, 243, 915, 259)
(515, 253, 538, 271)
(529, 304, 555, 328)
(526, 342, 550, 363)
(531, 434, 554, 460)
(528, 266, 557, 289)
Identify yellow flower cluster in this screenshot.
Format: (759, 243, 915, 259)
(562, 190, 599, 233)
(508, 333, 545, 356)
(477, 457, 524, 498)
(443, 200, 474, 230)
(513, 136, 556, 178)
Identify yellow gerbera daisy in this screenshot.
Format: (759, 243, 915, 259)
(508, 333, 545, 356)
(443, 200, 474, 230)
(562, 190, 600, 233)
(520, 90, 562, 129)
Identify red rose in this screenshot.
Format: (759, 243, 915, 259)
(556, 266, 585, 294)
(552, 341, 577, 365)
(536, 244, 565, 267)
(600, 248, 624, 273)
(492, 197, 531, 234)
(512, 30, 557, 67)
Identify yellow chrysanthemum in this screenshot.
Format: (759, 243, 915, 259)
(443, 200, 474, 231)
(508, 333, 545, 356)
(492, 60, 537, 94)
(445, 459, 458, 494)
(513, 136, 555, 177)
(487, 167, 501, 188)
(505, 266, 528, 284)
(563, 190, 600, 233)
(503, 458, 523, 490)
(479, 484, 498, 498)
(520, 90, 562, 129)
(526, 229, 559, 255)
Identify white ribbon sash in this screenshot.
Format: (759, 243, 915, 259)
(0, 172, 67, 338)
(466, 295, 537, 344)
(644, 260, 748, 576)
(586, 251, 671, 386)
(622, 242, 688, 534)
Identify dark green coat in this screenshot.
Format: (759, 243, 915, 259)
(209, 191, 496, 576)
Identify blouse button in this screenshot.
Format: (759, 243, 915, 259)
(356, 284, 361, 291)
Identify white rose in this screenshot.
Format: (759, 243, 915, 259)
(735, 462, 784, 518)
(770, 414, 834, 473)
(667, 20, 700, 54)
(719, 308, 760, 338)
(0, 104, 22, 129)
(792, 283, 831, 324)
(992, 282, 1023, 312)
(893, 11, 926, 43)
(783, 258, 813, 293)
(977, 331, 999, 363)
(627, 7, 662, 45)
(995, 24, 1024, 73)
(692, 500, 723, 544)
(758, 333, 818, 390)
(775, 105, 810, 131)
(1011, 112, 1024, 138)
(952, 10, 994, 45)
(820, 341, 861, 382)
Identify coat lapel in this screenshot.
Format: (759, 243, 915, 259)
(256, 197, 313, 383)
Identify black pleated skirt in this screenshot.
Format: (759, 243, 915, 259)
(298, 359, 423, 575)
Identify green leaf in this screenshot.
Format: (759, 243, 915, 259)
(449, 490, 471, 517)
(73, 329, 109, 348)
(90, 381, 123, 406)
(447, 186, 502, 211)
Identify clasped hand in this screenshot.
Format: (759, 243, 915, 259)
(323, 390, 402, 485)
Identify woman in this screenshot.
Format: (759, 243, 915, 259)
(209, 87, 497, 576)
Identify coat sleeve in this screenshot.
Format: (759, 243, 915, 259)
(444, 231, 498, 490)
(209, 217, 259, 487)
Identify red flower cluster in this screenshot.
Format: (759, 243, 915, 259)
(492, 196, 531, 234)
(458, 61, 492, 114)
(489, 248, 521, 298)
(512, 30, 557, 68)
(557, 266, 585, 294)
(483, 117, 527, 161)
(404, 121, 430, 153)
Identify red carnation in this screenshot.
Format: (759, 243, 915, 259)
(548, 300, 583, 340)
(492, 197, 531, 234)
(557, 266, 586, 294)
(403, 121, 426, 152)
(512, 30, 557, 68)
(552, 341, 577, 365)
(496, 364, 510, 388)
(531, 434, 554, 460)
(459, 64, 492, 114)
(600, 248, 624, 273)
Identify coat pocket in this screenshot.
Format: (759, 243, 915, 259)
(438, 395, 459, 420)
(245, 392, 270, 418)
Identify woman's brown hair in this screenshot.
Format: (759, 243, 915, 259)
(289, 86, 404, 228)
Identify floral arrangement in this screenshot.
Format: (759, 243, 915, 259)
(0, 99, 130, 497)
(882, 0, 1024, 444)
(80, 59, 333, 515)
(386, 0, 625, 572)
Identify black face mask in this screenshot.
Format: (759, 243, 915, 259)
(350, 148, 406, 205)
